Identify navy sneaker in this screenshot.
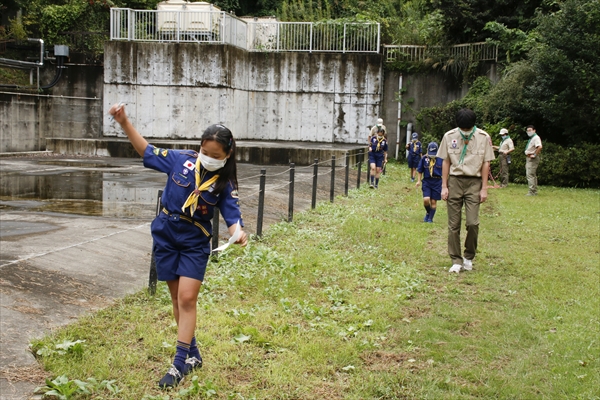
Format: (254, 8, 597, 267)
(423, 214, 429, 222)
(182, 356, 203, 375)
(158, 365, 184, 388)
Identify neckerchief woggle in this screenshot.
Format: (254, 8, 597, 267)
(459, 126, 476, 165)
(182, 156, 219, 216)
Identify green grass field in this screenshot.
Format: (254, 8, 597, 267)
(31, 162, 600, 399)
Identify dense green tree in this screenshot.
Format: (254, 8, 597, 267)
(522, 0, 600, 144)
(476, 0, 599, 145)
(427, 0, 553, 44)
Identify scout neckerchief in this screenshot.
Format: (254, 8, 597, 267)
(428, 155, 436, 176)
(412, 139, 419, 153)
(526, 133, 537, 153)
(458, 126, 476, 165)
(376, 136, 385, 151)
(181, 156, 219, 216)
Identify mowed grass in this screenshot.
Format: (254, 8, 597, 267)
(31, 162, 600, 399)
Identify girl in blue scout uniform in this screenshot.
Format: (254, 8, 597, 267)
(368, 130, 388, 188)
(415, 142, 443, 223)
(109, 104, 248, 388)
(405, 132, 422, 182)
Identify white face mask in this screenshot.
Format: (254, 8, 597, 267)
(199, 152, 227, 171)
(377, 135, 383, 140)
(527, 131, 535, 137)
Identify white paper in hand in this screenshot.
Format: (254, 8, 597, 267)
(213, 221, 240, 252)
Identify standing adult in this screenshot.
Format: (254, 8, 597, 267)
(406, 132, 422, 182)
(524, 125, 543, 196)
(492, 128, 515, 187)
(369, 118, 387, 141)
(437, 109, 495, 273)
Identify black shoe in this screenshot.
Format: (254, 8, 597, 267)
(158, 365, 184, 388)
(183, 356, 203, 375)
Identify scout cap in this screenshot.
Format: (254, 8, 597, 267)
(427, 142, 438, 156)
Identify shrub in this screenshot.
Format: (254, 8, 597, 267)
(491, 140, 600, 188)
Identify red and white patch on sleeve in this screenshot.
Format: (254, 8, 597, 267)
(183, 160, 195, 170)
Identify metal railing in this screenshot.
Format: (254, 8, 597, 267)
(248, 21, 380, 52)
(110, 8, 380, 53)
(384, 42, 498, 62)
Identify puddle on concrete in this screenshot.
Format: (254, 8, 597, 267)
(0, 158, 164, 218)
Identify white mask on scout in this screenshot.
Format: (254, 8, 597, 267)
(200, 153, 227, 171)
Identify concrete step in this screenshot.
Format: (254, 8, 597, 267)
(46, 138, 367, 166)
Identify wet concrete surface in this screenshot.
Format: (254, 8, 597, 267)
(0, 154, 365, 399)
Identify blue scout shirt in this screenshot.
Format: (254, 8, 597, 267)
(408, 140, 422, 161)
(416, 155, 443, 179)
(143, 144, 243, 236)
(369, 135, 388, 154)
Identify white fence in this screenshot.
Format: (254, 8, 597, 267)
(384, 42, 498, 62)
(110, 8, 380, 53)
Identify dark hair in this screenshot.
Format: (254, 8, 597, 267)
(455, 108, 476, 129)
(200, 124, 238, 195)
(526, 125, 536, 130)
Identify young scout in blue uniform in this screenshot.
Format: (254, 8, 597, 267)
(109, 104, 248, 388)
(415, 142, 443, 223)
(405, 132, 422, 182)
(368, 130, 388, 188)
(437, 109, 495, 273)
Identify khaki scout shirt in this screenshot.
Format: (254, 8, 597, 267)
(437, 127, 495, 177)
(499, 137, 514, 154)
(525, 135, 542, 155)
(370, 125, 387, 138)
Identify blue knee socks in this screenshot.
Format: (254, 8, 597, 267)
(174, 340, 190, 372)
(189, 336, 201, 360)
(429, 207, 437, 221)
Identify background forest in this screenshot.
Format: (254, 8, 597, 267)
(1, 0, 599, 187)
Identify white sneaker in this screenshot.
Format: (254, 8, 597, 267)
(449, 264, 462, 273)
(463, 258, 473, 271)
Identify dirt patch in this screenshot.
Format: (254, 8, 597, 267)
(361, 350, 411, 371)
(0, 262, 109, 311)
(0, 364, 49, 383)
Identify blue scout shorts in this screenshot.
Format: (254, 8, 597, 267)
(369, 152, 385, 168)
(151, 212, 211, 282)
(422, 178, 442, 200)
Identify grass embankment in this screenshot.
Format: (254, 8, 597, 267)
(31, 162, 600, 399)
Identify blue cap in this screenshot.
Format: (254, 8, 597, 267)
(411, 132, 418, 140)
(427, 142, 439, 156)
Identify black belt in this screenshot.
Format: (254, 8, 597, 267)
(161, 208, 211, 237)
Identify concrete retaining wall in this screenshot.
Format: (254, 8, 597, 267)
(102, 42, 382, 144)
(0, 64, 103, 153)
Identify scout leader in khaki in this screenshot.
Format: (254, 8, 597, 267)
(437, 109, 495, 274)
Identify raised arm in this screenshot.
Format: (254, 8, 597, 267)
(109, 104, 148, 157)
